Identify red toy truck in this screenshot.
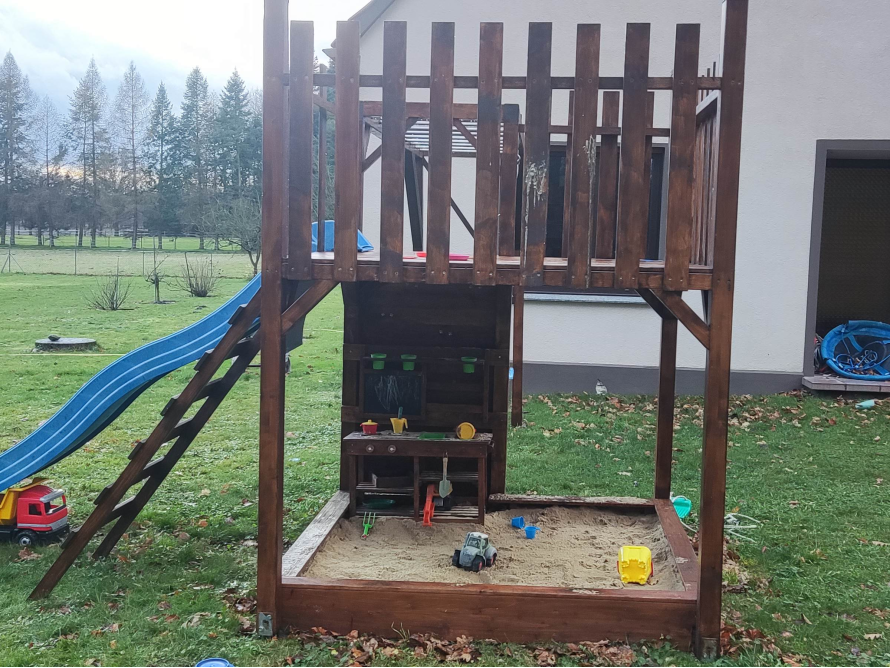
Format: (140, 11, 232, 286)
(0, 478, 69, 546)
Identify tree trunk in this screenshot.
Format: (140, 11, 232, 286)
(157, 234, 163, 250)
(9, 223, 14, 246)
(198, 233, 205, 250)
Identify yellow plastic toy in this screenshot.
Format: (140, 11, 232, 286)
(390, 417, 408, 434)
(455, 422, 476, 439)
(617, 545, 653, 585)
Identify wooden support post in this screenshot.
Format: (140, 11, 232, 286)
(567, 24, 600, 287)
(257, 0, 288, 635)
(520, 22, 552, 286)
(317, 84, 328, 252)
(614, 24, 650, 287)
(405, 152, 424, 251)
(655, 317, 677, 499)
(561, 90, 574, 259)
(473, 22, 503, 286)
(511, 286, 524, 427)
(426, 22, 455, 284)
(379, 21, 407, 283)
(288, 21, 314, 279)
(695, 0, 748, 658)
(334, 21, 361, 281)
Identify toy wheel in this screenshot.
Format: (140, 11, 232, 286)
(471, 556, 484, 572)
(452, 550, 461, 567)
(487, 553, 497, 567)
(16, 530, 37, 547)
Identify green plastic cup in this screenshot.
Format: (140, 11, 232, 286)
(401, 354, 416, 371)
(461, 356, 477, 374)
(370, 353, 387, 370)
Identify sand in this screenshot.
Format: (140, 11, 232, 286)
(302, 507, 684, 590)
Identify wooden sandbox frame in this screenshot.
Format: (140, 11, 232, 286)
(254, 0, 748, 657)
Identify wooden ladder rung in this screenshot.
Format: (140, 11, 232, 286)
(93, 456, 167, 506)
(127, 439, 146, 461)
(194, 336, 254, 372)
(103, 496, 135, 527)
(160, 377, 227, 416)
(227, 304, 249, 325)
(165, 417, 195, 443)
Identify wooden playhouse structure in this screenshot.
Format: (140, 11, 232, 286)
(32, 0, 749, 658)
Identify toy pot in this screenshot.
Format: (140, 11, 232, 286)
(370, 353, 387, 370)
(455, 422, 476, 439)
(524, 526, 540, 539)
(361, 421, 378, 435)
(401, 354, 417, 371)
(461, 356, 477, 374)
(511, 516, 525, 529)
(390, 417, 408, 434)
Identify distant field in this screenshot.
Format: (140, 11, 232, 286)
(1, 233, 231, 252)
(0, 242, 256, 278)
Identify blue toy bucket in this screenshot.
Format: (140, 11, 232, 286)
(197, 660, 234, 668)
(671, 496, 692, 520)
(511, 516, 525, 529)
(524, 526, 540, 539)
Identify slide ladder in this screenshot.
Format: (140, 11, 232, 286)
(31, 281, 337, 599)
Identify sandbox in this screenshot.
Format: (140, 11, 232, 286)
(303, 506, 684, 590)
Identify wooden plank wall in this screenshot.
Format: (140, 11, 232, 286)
(334, 21, 361, 281)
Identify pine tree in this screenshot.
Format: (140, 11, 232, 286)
(69, 58, 108, 247)
(213, 69, 250, 197)
(0, 51, 33, 246)
(146, 82, 181, 249)
(179, 67, 213, 249)
(112, 61, 150, 248)
(32, 95, 65, 246)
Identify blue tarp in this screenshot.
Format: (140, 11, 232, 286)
(312, 220, 374, 253)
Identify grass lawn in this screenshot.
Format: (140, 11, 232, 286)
(0, 273, 888, 666)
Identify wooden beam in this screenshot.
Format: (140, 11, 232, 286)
(256, 0, 288, 633)
(614, 23, 650, 287)
(316, 83, 329, 252)
(281, 491, 349, 577)
(654, 317, 678, 499)
(595, 92, 620, 259)
(664, 24, 701, 291)
(453, 119, 477, 148)
(567, 24, 600, 287)
(405, 151, 424, 250)
(333, 21, 361, 281)
(473, 22, 503, 286)
(426, 22, 455, 284)
(287, 21, 314, 279)
(511, 287, 524, 427)
(696, 0, 748, 657)
(639, 288, 710, 349)
(281, 280, 339, 334)
(379, 21, 407, 283)
(520, 22, 552, 286)
(498, 104, 521, 256)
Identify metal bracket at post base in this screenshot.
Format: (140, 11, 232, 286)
(694, 633, 719, 659)
(257, 612, 274, 638)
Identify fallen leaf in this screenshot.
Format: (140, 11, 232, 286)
(199, 489, 211, 496)
(864, 633, 883, 640)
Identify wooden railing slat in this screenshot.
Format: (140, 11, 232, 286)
(379, 21, 407, 283)
(498, 104, 520, 257)
(567, 24, 601, 287)
(317, 92, 328, 253)
(334, 21, 361, 281)
(426, 22, 455, 285)
(664, 23, 701, 290)
(473, 22, 503, 286)
(520, 22, 552, 287)
(594, 91, 620, 259)
(287, 21, 314, 279)
(614, 23, 651, 287)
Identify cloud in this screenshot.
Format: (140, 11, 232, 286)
(0, 0, 367, 112)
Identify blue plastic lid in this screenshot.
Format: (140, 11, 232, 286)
(197, 659, 234, 667)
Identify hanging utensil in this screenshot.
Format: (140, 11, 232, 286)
(439, 456, 452, 497)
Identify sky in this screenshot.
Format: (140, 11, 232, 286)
(0, 0, 368, 111)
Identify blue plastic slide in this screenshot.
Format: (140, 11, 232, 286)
(0, 274, 262, 492)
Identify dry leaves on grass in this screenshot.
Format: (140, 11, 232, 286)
(720, 623, 811, 666)
(16, 547, 41, 561)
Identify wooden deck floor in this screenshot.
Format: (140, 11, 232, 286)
(286, 252, 713, 289)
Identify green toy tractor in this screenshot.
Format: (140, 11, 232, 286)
(452, 531, 497, 572)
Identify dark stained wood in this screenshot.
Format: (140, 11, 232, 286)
(488, 493, 653, 508)
(361, 100, 481, 120)
(426, 22, 455, 284)
(379, 21, 407, 283)
(520, 22, 552, 286)
(642, 91, 655, 255)
(317, 79, 329, 253)
(595, 92, 620, 259)
(453, 119, 477, 148)
(664, 24, 701, 290)
(696, 0, 748, 657)
(473, 22, 503, 286)
(418, 155, 474, 237)
(255, 0, 289, 631)
(362, 145, 382, 172)
(498, 104, 520, 256)
(511, 287, 524, 427)
(315, 72, 721, 92)
(654, 289, 710, 348)
(490, 284, 512, 494)
(334, 21, 361, 282)
(561, 91, 574, 258)
(614, 23, 650, 287)
(653, 498, 699, 589)
(567, 24, 600, 287)
(281, 280, 339, 334)
(654, 316, 678, 499)
(288, 21, 314, 279)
